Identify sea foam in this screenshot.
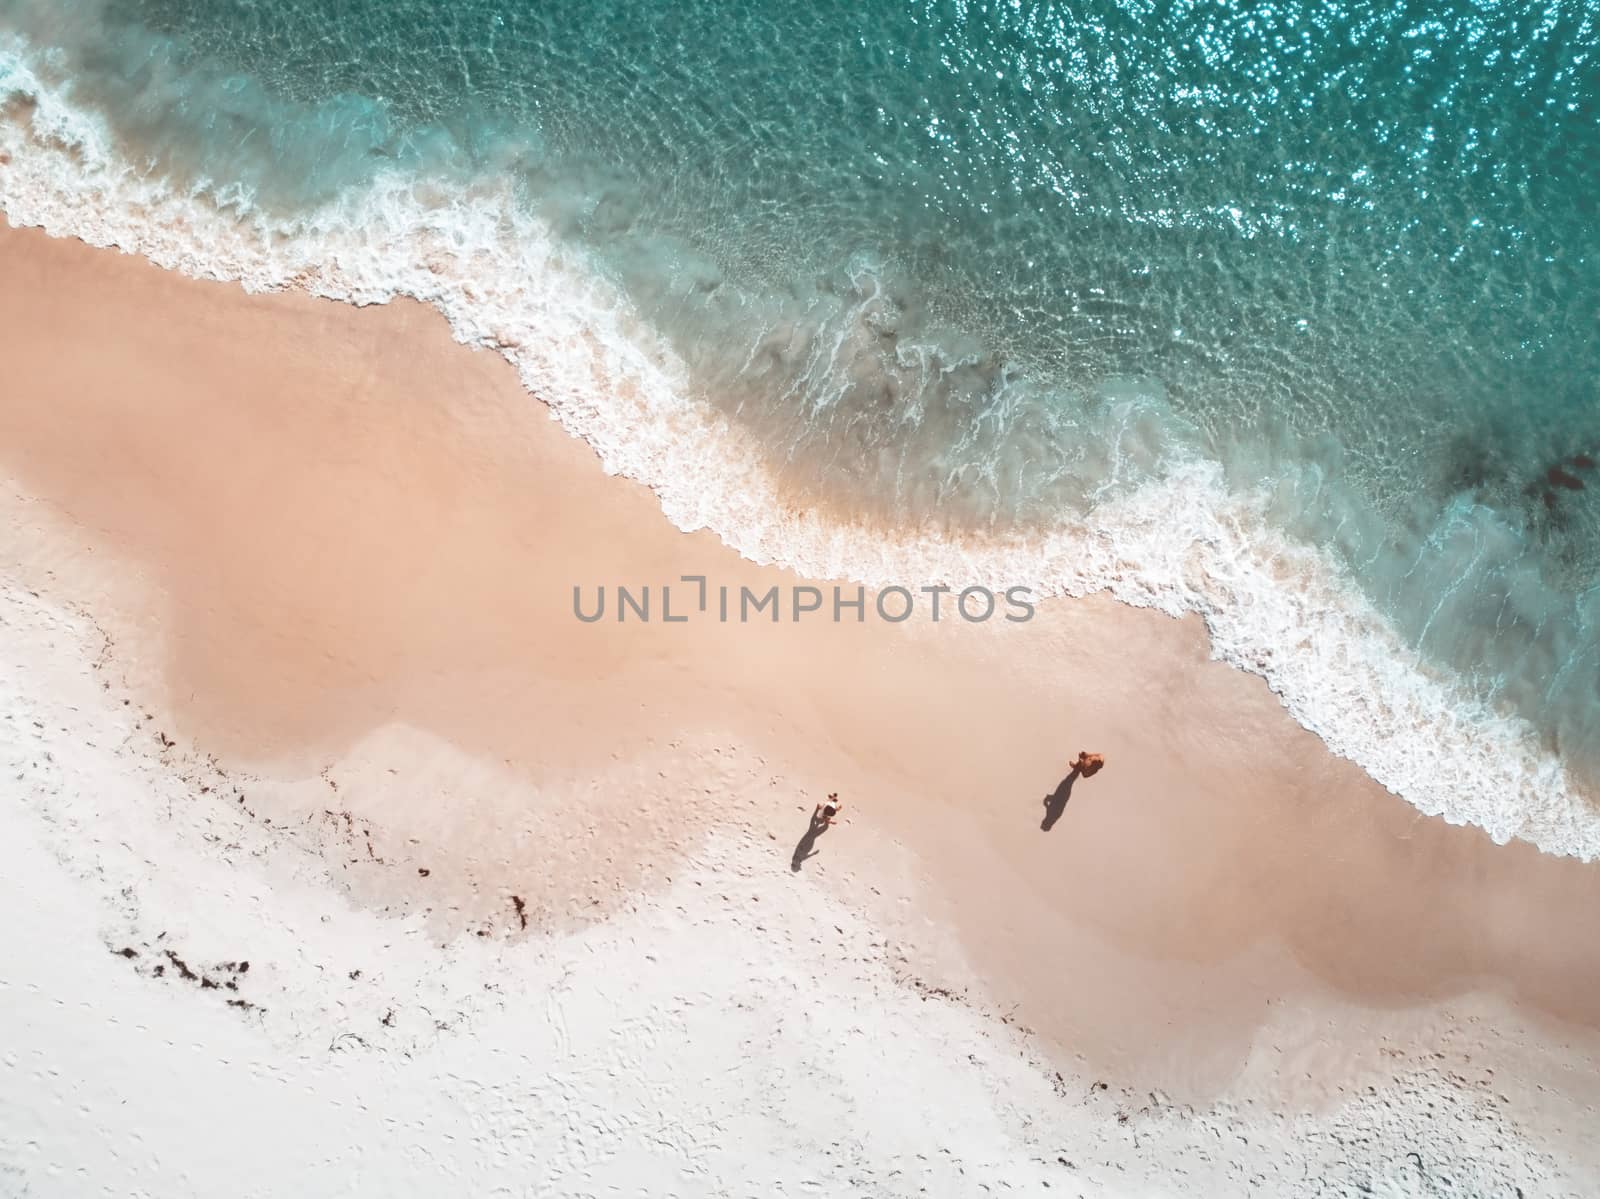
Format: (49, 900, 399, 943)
(2, 35, 1594, 859)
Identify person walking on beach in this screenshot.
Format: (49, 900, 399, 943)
(1041, 756, 1101, 832)
(1071, 751, 1105, 778)
(793, 793, 843, 870)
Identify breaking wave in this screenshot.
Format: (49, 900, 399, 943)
(2, 31, 1596, 858)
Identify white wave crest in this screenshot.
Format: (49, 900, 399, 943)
(2, 34, 1594, 858)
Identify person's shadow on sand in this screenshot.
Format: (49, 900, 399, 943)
(791, 810, 832, 871)
(1040, 769, 1079, 831)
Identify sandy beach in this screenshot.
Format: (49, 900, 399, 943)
(4, 218, 1600, 1193)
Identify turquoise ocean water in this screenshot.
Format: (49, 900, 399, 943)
(1, 0, 1596, 851)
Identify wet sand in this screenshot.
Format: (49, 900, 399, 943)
(3, 218, 1600, 1135)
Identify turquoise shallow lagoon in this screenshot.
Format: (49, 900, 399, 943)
(1, 0, 1596, 848)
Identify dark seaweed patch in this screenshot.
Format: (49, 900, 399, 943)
(1547, 465, 1585, 491)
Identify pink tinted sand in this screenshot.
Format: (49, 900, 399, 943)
(3, 219, 1600, 1110)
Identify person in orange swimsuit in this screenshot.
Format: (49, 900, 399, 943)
(1071, 751, 1105, 778)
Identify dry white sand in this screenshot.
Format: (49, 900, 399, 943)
(2, 579, 1582, 1197)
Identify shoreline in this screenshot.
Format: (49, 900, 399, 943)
(0, 47, 1594, 857)
(4, 220, 1600, 1183)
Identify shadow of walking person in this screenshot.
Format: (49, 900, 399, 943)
(1041, 769, 1080, 831)
(791, 810, 832, 871)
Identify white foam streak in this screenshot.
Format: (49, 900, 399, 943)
(2, 38, 1594, 859)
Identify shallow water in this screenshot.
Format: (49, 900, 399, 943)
(1, 0, 1597, 848)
